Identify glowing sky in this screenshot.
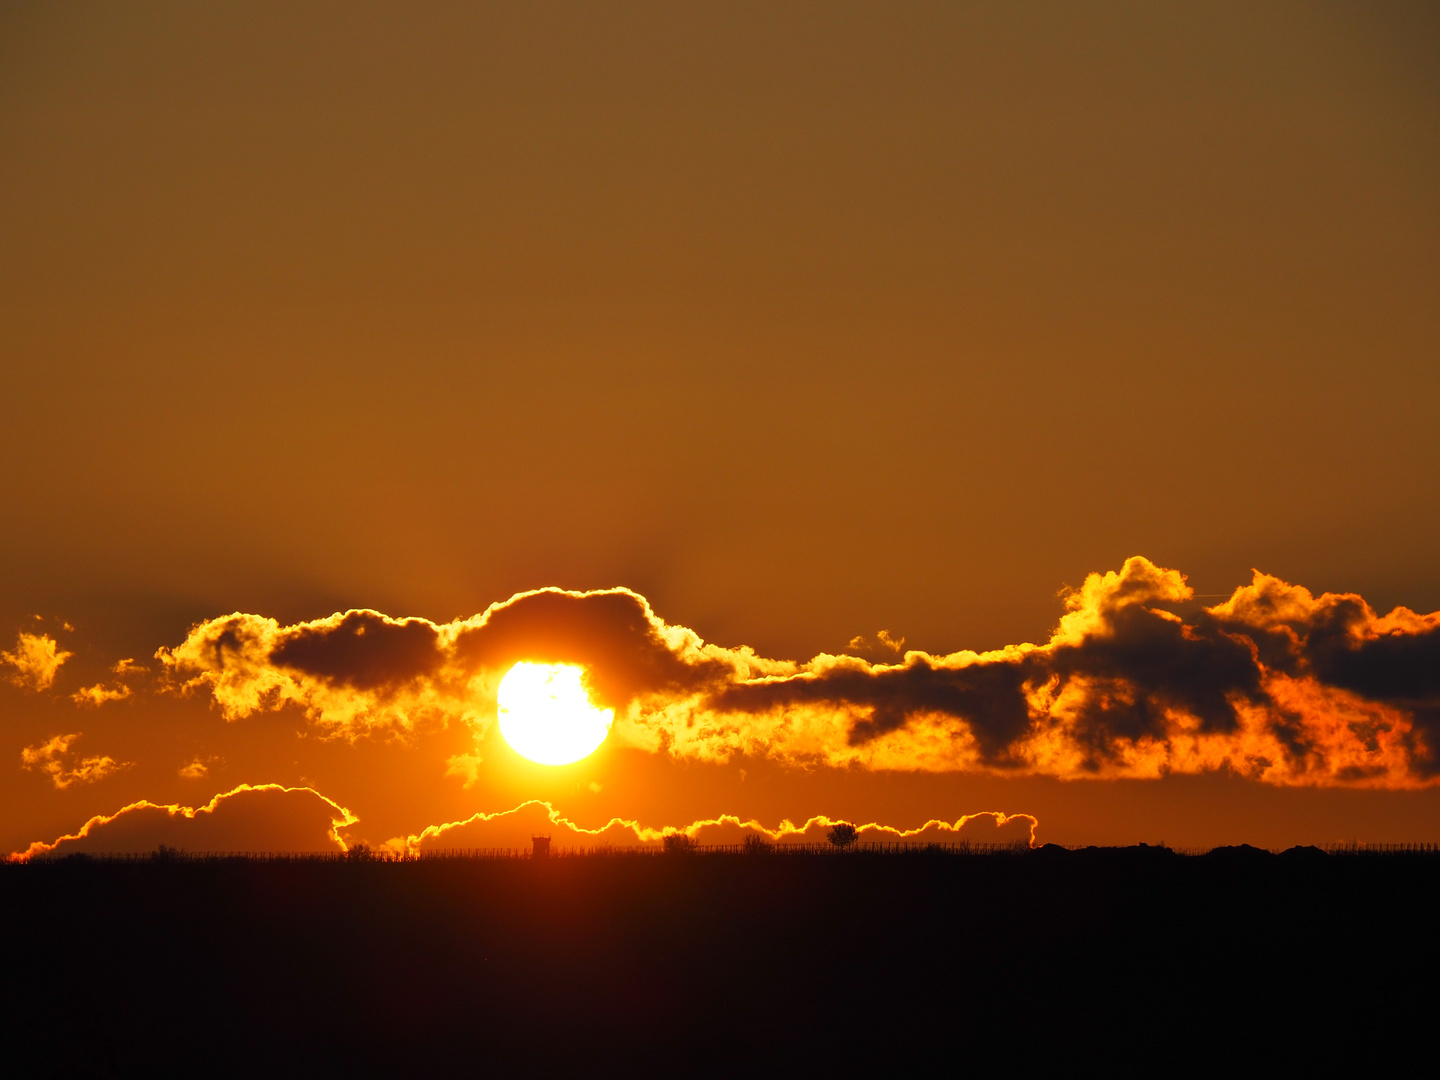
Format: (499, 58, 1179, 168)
(2, 3, 1438, 855)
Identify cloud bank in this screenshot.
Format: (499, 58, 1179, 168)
(13, 788, 1035, 859)
(394, 800, 1037, 853)
(13, 784, 358, 860)
(158, 558, 1440, 788)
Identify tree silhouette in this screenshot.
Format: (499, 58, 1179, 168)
(742, 834, 774, 855)
(827, 823, 858, 850)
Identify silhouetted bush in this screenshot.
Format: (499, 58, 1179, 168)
(662, 834, 696, 855)
(742, 834, 774, 855)
(827, 823, 858, 850)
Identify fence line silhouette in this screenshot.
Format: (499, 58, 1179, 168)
(9, 839, 1440, 864)
(10, 840, 1031, 863)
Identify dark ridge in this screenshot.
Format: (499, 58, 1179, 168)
(2, 851, 1435, 1073)
(1204, 843, 1274, 859)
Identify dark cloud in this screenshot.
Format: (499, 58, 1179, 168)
(451, 588, 729, 708)
(271, 611, 445, 692)
(711, 563, 1269, 770)
(1211, 586, 1440, 776)
(713, 657, 1035, 759)
(1303, 603, 1440, 702)
(1046, 605, 1265, 766)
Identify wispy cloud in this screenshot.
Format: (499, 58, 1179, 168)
(2, 632, 72, 691)
(444, 751, 485, 788)
(71, 683, 132, 707)
(178, 756, 218, 780)
(20, 733, 129, 789)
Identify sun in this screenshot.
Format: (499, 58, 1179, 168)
(497, 661, 615, 766)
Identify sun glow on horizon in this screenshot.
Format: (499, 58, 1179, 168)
(497, 662, 614, 766)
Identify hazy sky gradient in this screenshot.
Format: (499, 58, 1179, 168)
(2, 2, 1437, 851)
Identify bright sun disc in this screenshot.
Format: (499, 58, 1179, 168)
(497, 661, 614, 766)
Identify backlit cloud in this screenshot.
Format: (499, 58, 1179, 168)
(12, 784, 359, 860)
(156, 588, 752, 736)
(389, 800, 1038, 854)
(157, 559, 1440, 788)
(13, 791, 1035, 860)
(2, 631, 72, 691)
(20, 733, 129, 789)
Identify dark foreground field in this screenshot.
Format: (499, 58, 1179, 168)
(3, 846, 1436, 1076)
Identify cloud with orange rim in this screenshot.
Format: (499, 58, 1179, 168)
(389, 800, 1037, 854)
(156, 557, 1440, 788)
(13, 784, 359, 861)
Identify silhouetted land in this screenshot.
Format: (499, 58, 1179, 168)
(4, 846, 1435, 1075)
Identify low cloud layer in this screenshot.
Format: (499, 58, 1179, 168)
(10, 787, 1036, 858)
(158, 559, 1440, 788)
(13, 784, 358, 860)
(396, 800, 1037, 853)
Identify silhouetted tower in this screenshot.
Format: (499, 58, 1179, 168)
(532, 835, 551, 859)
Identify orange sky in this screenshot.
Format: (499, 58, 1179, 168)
(2, 3, 1438, 854)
